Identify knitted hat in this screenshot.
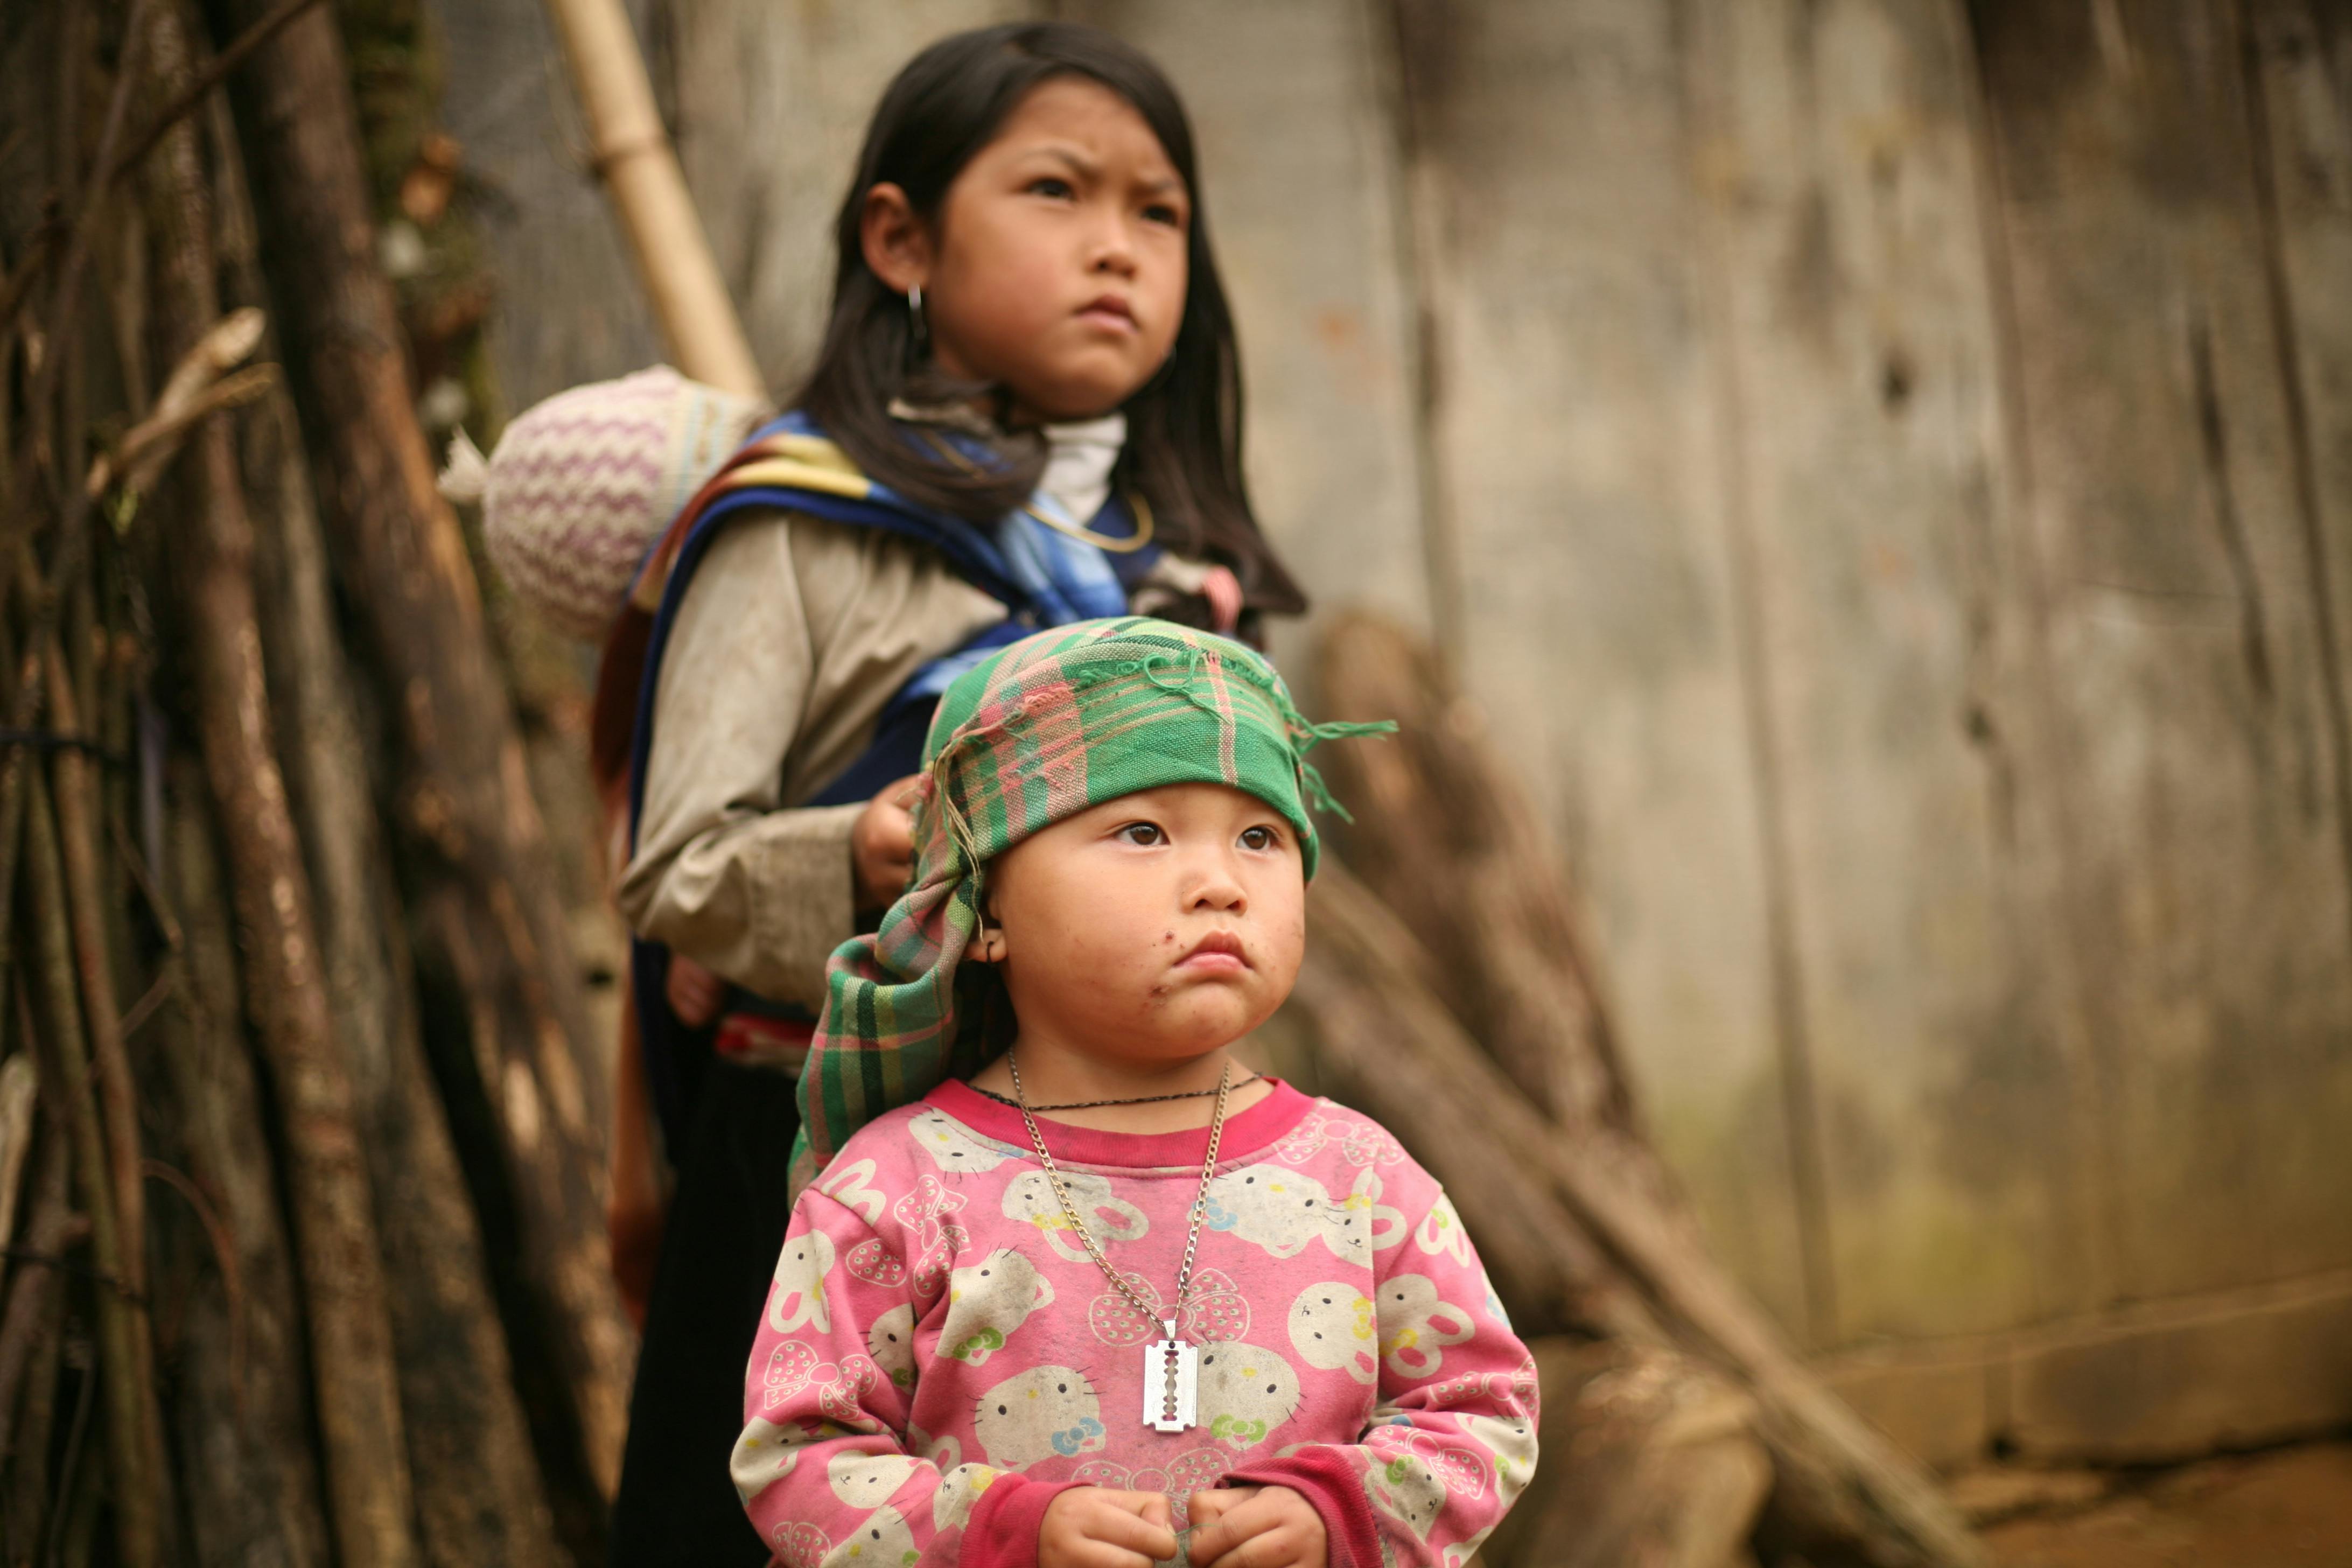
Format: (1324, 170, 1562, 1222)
(454, 366, 770, 641)
(791, 617, 1392, 1187)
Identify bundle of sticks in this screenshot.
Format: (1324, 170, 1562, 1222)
(0, 3, 628, 1563)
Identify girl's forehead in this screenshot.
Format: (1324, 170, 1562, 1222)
(983, 77, 1180, 182)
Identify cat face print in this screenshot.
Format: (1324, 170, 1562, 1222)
(932, 1462, 1003, 1532)
(867, 1304, 917, 1390)
(832, 1504, 918, 1568)
(908, 1108, 1014, 1174)
(1377, 1275, 1475, 1381)
(1289, 1282, 1378, 1384)
(1194, 1341, 1303, 1451)
(1203, 1165, 1367, 1265)
(940, 1248, 1055, 1365)
(729, 1416, 800, 1504)
(827, 1451, 919, 1512)
(1002, 1171, 1150, 1263)
(971, 1365, 1107, 1470)
(1366, 1454, 1447, 1542)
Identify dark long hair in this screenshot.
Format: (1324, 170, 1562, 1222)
(797, 22, 1306, 617)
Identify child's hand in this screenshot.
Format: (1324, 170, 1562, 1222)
(1185, 1485, 1327, 1568)
(850, 774, 924, 911)
(664, 954, 726, 1026)
(1039, 1487, 1179, 1568)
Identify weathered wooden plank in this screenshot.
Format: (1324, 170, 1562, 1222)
(1683, 0, 2084, 1343)
(2243, 0, 2352, 1272)
(1065, 0, 1434, 676)
(1971, 0, 2352, 1299)
(1388, 0, 1812, 1342)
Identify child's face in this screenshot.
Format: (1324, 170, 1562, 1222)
(881, 76, 1190, 423)
(982, 783, 1305, 1065)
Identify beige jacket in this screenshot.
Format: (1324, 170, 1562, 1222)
(615, 512, 1003, 1006)
(615, 411, 1242, 1006)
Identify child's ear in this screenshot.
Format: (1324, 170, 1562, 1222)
(970, 880, 1009, 964)
(974, 912, 1010, 964)
(860, 182, 932, 295)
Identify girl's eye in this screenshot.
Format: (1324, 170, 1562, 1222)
(1028, 176, 1076, 200)
(1116, 822, 1166, 846)
(1143, 202, 1185, 229)
(1240, 825, 1281, 852)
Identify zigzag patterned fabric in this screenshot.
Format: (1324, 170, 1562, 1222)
(481, 366, 769, 639)
(789, 616, 1393, 1192)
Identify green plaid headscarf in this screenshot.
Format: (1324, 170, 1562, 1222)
(788, 617, 1391, 1190)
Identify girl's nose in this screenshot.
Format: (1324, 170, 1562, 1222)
(1087, 213, 1140, 277)
(1184, 854, 1247, 913)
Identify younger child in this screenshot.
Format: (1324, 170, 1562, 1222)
(740, 619, 1536, 1568)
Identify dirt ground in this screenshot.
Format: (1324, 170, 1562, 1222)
(1978, 1441, 2352, 1567)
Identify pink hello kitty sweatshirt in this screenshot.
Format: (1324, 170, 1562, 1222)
(735, 1079, 1538, 1568)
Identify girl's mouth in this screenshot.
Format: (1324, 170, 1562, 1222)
(1077, 295, 1138, 332)
(1176, 930, 1250, 974)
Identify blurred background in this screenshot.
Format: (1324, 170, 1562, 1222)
(1, 1, 2347, 1566)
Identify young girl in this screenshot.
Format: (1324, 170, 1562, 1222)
(587, 23, 1308, 1565)
(741, 620, 1536, 1568)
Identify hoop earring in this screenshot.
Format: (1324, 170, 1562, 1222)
(907, 284, 927, 345)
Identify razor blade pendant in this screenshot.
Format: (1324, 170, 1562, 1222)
(1144, 1323, 1198, 1433)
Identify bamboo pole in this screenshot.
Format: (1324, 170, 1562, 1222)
(540, 0, 764, 397)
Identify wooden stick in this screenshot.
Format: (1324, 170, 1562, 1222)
(1314, 613, 1635, 1133)
(156, 766, 335, 1565)
(0, 1053, 36, 1268)
(540, 0, 764, 396)
(227, 226, 568, 1565)
(21, 765, 155, 1568)
(216, 0, 636, 1496)
(41, 643, 146, 1322)
(106, 0, 327, 188)
(0, 1123, 71, 1449)
(2, 1260, 66, 1564)
(143, 5, 422, 1558)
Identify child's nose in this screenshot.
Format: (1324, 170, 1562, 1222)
(1085, 213, 1141, 276)
(1183, 857, 1248, 913)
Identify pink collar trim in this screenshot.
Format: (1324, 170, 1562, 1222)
(925, 1076, 1316, 1171)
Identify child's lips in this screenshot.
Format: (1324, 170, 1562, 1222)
(1176, 932, 1250, 974)
(1076, 295, 1138, 333)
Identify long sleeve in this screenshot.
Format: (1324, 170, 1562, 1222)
(617, 511, 1003, 1005)
(1225, 1187, 1539, 1568)
(618, 516, 860, 1005)
(737, 1186, 1079, 1568)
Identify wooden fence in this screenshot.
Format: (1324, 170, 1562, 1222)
(431, 0, 2352, 1468)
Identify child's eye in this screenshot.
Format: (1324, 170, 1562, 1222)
(1143, 202, 1185, 229)
(1239, 825, 1282, 851)
(1028, 176, 1076, 200)
(1115, 822, 1166, 846)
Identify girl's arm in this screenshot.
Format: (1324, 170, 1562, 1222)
(617, 517, 862, 1007)
(619, 515, 1002, 1006)
(740, 1186, 1084, 1568)
(1215, 1186, 1540, 1568)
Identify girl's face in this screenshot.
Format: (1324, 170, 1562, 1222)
(863, 76, 1191, 423)
(982, 783, 1306, 1068)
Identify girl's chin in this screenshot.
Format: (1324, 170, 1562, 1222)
(1001, 362, 1156, 423)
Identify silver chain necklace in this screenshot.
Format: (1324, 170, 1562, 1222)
(1006, 1052, 1232, 1434)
